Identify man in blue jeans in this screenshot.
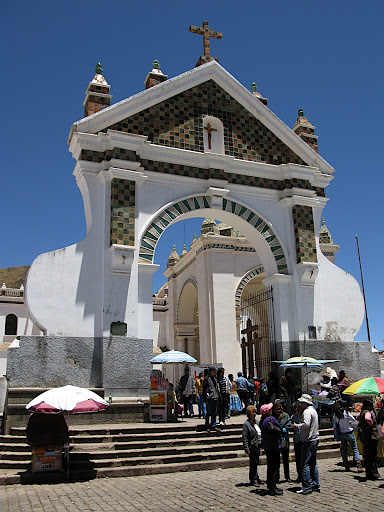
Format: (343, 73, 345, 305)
(203, 366, 220, 432)
(292, 394, 320, 494)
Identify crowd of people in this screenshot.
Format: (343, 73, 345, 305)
(176, 365, 384, 495)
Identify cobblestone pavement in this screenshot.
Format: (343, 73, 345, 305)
(0, 458, 383, 512)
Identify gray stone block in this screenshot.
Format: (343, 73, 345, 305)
(6, 336, 152, 397)
(275, 340, 380, 381)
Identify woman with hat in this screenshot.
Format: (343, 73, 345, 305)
(292, 394, 320, 494)
(259, 403, 284, 496)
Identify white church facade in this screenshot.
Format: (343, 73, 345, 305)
(7, 24, 380, 396)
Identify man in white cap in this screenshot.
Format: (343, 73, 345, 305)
(292, 394, 320, 494)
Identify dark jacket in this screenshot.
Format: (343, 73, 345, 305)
(203, 375, 219, 401)
(279, 374, 295, 397)
(359, 409, 379, 442)
(242, 418, 261, 452)
(260, 415, 283, 451)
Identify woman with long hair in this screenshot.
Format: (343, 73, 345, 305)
(259, 403, 284, 496)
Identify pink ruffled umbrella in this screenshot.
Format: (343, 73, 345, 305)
(26, 385, 108, 414)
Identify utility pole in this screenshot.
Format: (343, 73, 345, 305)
(355, 234, 371, 342)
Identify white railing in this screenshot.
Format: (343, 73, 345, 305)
(0, 287, 24, 302)
(152, 297, 167, 306)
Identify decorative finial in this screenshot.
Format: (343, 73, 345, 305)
(298, 109, 304, 117)
(95, 62, 103, 74)
(193, 233, 197, 241)
(173, 244, 176, 250)
(251, 82, 257, 93)
(321, 217, 325, 226)
(152, 59, 161, 70)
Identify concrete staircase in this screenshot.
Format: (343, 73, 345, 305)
(0, 421, 341, 485)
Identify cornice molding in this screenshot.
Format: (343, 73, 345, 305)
(69, 130, 333, 189)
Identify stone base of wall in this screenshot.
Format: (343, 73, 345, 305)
(275, 340, 380, 381)
(6, 336, 152, 398)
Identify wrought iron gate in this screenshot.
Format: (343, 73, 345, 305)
(240, 286, 275, 380)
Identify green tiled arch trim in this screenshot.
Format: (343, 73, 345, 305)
(139, 196, 288, 274)
(235, 266, 265, 307)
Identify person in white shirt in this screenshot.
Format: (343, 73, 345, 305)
(334, 400, 363, 472)
(292, 394, 320, 495)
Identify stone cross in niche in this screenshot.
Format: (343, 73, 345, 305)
(204, 123, 217, 149)
(189, 21, 222, 57)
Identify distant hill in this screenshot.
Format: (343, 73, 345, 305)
(0, 266, 30, 288)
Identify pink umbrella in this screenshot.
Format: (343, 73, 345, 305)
(26, 385, 108, 414)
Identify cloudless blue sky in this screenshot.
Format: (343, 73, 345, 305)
(2, 1, 383, 346)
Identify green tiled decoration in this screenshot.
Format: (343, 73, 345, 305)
(104, 81, 306, 166)
(235, 266, 265, 307)
(110, 179, 135, 246)
(292, 205, 317, 264)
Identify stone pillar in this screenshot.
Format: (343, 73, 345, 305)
(83, 63, 112, 118)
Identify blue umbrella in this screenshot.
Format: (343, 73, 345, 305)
(150, 350, 197, 364)
(273, 356, 340, 368)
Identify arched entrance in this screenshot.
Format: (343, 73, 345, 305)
(147, 201, 285, 375)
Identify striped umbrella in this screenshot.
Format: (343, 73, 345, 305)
(342, 377, 384, 396)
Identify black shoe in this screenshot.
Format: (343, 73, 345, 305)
(271, 489, 283, 496)
(313, 486, 320, 493)
(296, 488, 312, 495)
(294, 477, 302, 483)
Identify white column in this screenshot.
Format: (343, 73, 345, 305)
(263, 273, 295, 343)
(137, 263, 160, 339)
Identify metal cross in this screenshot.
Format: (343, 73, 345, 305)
(189, 21, 222, 57)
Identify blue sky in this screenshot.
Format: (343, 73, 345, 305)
(2, 1, 383, 346)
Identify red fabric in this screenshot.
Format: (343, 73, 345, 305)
(29, 398, 108, 414)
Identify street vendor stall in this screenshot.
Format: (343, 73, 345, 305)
(26, 385, 108, 479)
(150, 350, 197, 422)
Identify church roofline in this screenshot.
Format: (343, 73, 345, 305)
(68, 60, 335, 176)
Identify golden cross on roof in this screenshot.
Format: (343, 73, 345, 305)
(189, 21, 222, 58)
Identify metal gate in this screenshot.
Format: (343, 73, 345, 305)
(240, 286, 275, 380)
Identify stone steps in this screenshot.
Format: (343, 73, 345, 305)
(0, 420, 340, 478)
